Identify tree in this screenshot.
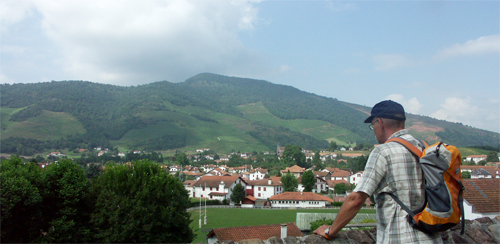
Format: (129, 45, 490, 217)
(313, 150, 323, 171)
(329, 141, 338, 151)
(1, 157, 44, 243)
(282, 145, 307, 168)
(176, 152, 189, 166)
(230, 183, 246, 205)
(486, 151, 499, 162)
(461, 171, 471, 179)
(38, 159, 92, 243)
(90, 159, 194, 243)
(334, 183, 349, 195)
(281, 172, 298, 192)
(301, 170, 315, 192)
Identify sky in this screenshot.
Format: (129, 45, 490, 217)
(1, 0, 499, 133)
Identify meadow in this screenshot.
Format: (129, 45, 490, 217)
(188, 207, 376, 243)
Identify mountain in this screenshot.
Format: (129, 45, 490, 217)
(1, 73, 498, 155)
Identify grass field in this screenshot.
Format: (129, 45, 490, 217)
(188, 207, 376, 243)
(1, 110, 86, 140)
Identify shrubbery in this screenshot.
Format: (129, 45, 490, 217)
(1, 157, 194, 243)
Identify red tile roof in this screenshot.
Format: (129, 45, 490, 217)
(281, 165, 305, 173)
(246, 177, 281, 186)
(208, 222, 303, 242)
(269, 192, 333, 203)
(463, 179, 500, 214)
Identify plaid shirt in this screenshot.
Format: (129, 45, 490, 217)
(354, 129, 442, 244)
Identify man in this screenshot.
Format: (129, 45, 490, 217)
(314, 100, 442, 243)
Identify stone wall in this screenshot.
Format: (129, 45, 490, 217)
(214, 217, 500, 244)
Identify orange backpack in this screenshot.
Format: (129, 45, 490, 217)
(386, 138, 465, 235)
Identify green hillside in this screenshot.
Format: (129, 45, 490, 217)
(1, 73, 498, 156)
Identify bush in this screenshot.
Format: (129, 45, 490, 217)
(309, 217, 333, 232)
(360, 218, 377, 223)
(332, 202, 344, 207)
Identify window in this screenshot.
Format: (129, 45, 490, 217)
(258, 187, 261, 191)
(210, 195, 213, 199)
(210, 187, 213, 191)
(202, 187, 205, 191)
(264, 187, 266, 191)
(258, 193, 261, 197)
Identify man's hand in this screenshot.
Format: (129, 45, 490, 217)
(313, 225, 333, 240)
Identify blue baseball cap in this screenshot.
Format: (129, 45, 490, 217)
(364, 100, 406, 123)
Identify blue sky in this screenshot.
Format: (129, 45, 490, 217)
(1, 0, 499, 133)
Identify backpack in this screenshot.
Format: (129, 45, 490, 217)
(385, 138, 465, 235)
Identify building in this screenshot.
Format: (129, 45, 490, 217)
(192, 175, 247, 204)
(280, 165, 306, 179)
(245, 176, 283, 199)
(466, 155, 487, 164)
(207, 223, 303, 244)
(461, 165, 500, 179)
(248, 168, 268, 180)
(297, 175, 327, 193)
(463, 179, 500, 220)
(269, 192, 333, 208)
(349, 171, 364, 185)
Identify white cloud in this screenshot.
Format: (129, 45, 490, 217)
(435, 35, 500, 59)
(372, 54, 412, 71)
(4, 0, 265, 85)
(431, 97, 499, 133)
(0, 0, 33, 31)
(385, 94, 423, 114)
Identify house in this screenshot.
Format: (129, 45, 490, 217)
(183, 180, 197, 197)
(297, 175, 327, 193)
(461, 165, 500, 179)
(248, 168, 268, 180)
(241, 195, 258, 208)
(269, 192, 333, 208)
(118, 152, 125, 157)
(183, 171, 204, 181)
(349, 171, 364, 185)
(206, 168, 231, 176)
(463, 179, 500, 220)
(169, 165, 181, 174)
(471, 168, 493, 179)
(280, 165, 306, 179)
(192, 175, 247, 204)
(47, 152, 64, 157)
(466, 155, 487, 164)
(245, 176, 283, 200)
(276, 145, 285, 156)
(342, 153, 364, 158)
(313, 171, 331, 181)
(207, 222, 303, 244)
(326, 179, 351, 193)
(329, 168, 351, 182)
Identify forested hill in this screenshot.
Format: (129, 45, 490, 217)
(1, 73, 498, 155)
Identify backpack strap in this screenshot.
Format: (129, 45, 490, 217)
(387, 192, 416, 218)
(385, 137, 424, 158)
(458, 180, 465, 235)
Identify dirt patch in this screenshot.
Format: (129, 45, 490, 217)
(408, 122, 444, 133)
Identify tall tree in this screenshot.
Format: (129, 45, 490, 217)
(334, 183, 349, 195)
(38, 159, 92, 243)
(329, 141, 338, 151)
(282, 145, 307, 168)
(301, 170, 315, 192)
(90, 160, 194, 243)
(486, 151, 499, 162)
(1, 157, 44, 243)
(281, 172, 298, 192)
(230, 183, 246, 205)
(312, 150, 323, 171)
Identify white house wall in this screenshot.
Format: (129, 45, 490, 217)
(464, 200, 500, 220)
(271, 200, 328, 208)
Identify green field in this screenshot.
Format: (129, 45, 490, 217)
(1, 110, 86, 140)
(188, 207, 376, 243)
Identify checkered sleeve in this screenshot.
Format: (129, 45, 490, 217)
(354, 147, 387, 196)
